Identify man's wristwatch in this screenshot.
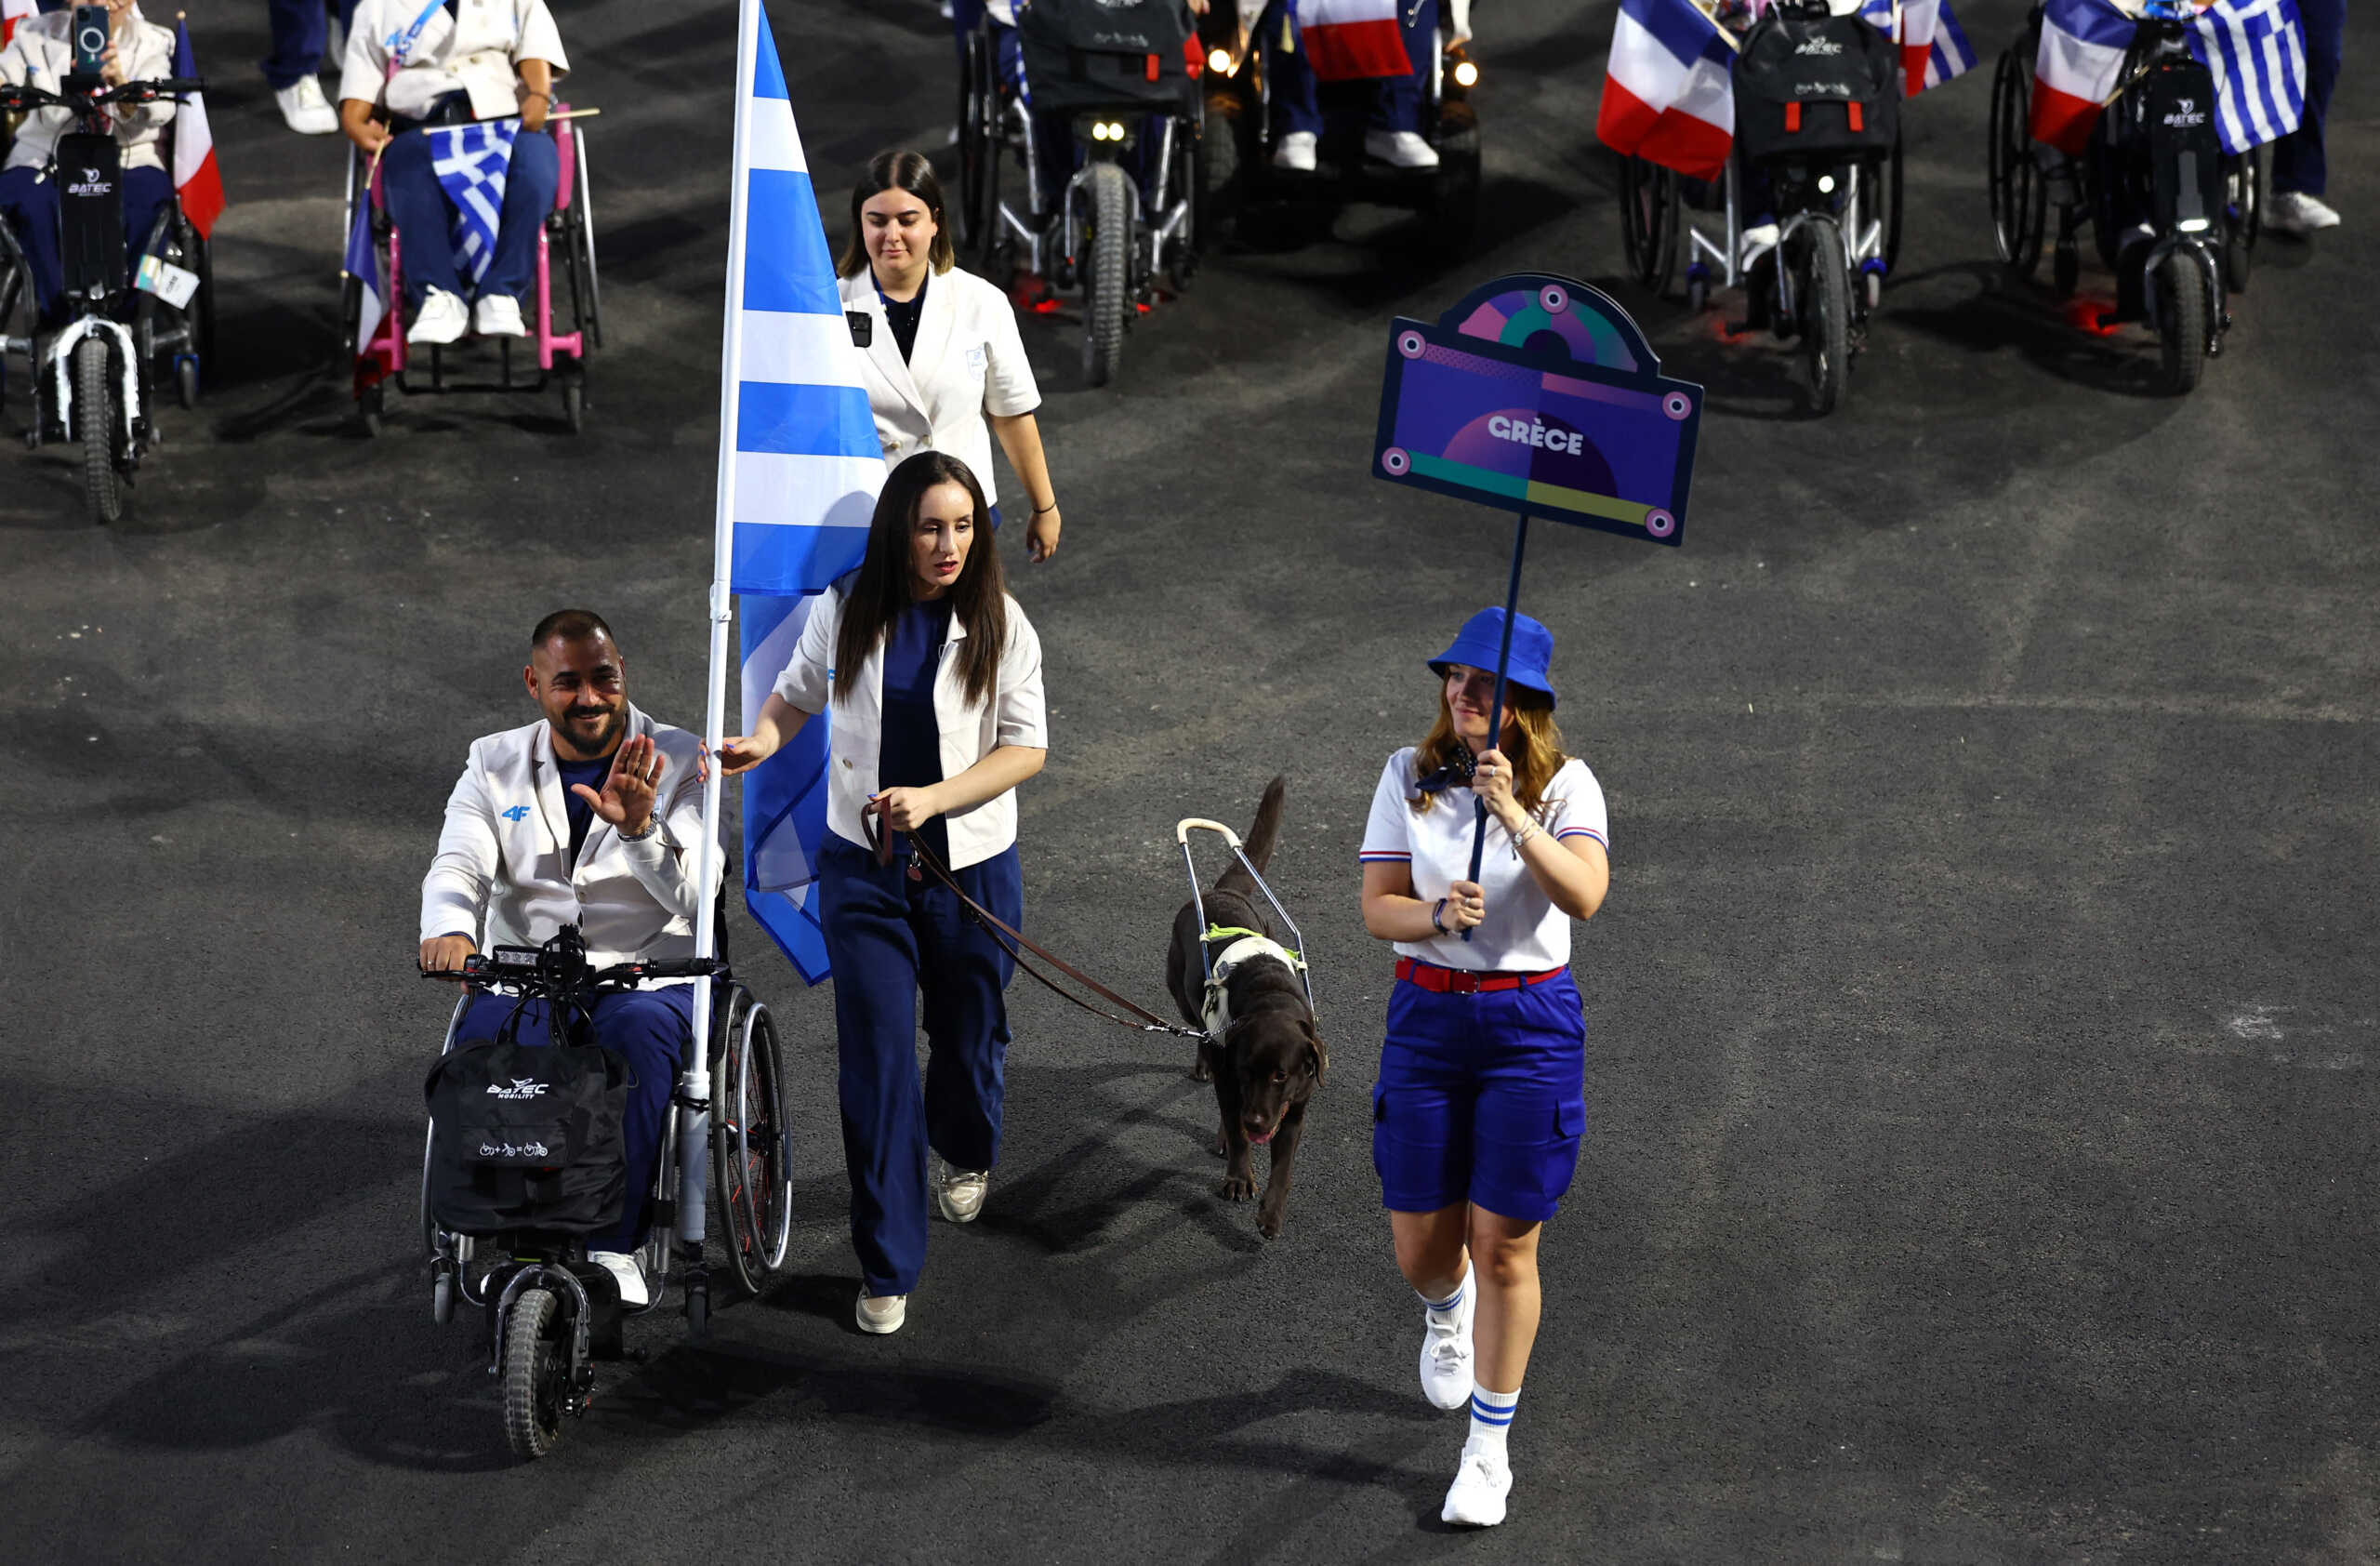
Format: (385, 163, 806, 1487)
(618, 818, 660, 843)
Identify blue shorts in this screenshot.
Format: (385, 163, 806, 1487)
(1372, 970, 1587, 1223)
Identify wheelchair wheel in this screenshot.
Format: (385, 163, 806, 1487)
(1988, 46, 2046, 278)
(957, 25, 995, 255)
(1618, 154, 1679, 294)
(501, 1286, 567, 1461)
(713, 992, 793, 1294)
(2222, 147, 2264, 294)
(73, 336, 123, 524)
(1796, 218, 1852, 417)
(1881, 134, 1905, 276)
(1080, 161, 1131, 387)
(1202, 91, 1246, 236)
(358, 380, 385, 438)
(571, 124, 602, 352)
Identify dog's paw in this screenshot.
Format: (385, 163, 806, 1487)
(1220, 1171, 1256, 1202)
(1190, 1057, 1212, 1082)
(1256, 1201, 1286, 1240)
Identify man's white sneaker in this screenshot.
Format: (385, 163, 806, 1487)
(935, 1164, 989, 1224)
(590, 1250, 650, 1309)
(2268, 191, 2341, 235)
(408, 288, 469, 346)
(274, 76, 338, 136)
(1365, 129, 1440, 169)
(856, 1288, 907, 1334)
(1419, 1283, 1475, 1411)
(1273, 130, 1318, 173)
(474, 294, 527, 338)
(1440, 1446, 1512, 1527)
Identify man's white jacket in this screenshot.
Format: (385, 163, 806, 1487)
(420, 704, 720, 969)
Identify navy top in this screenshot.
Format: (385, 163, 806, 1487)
(879, 597, 954, 865)
(879, 271, 927, 365)
(557, 754, 611, 868)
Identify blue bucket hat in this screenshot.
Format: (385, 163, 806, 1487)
(1428, 608, 1557, 710)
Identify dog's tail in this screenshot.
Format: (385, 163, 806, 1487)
(1241, 775, 1287, 876)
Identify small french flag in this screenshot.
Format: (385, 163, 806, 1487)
(1295, 0, 1413, 83)
(170, 20, 226, 240)
(1595, 0, 1735, 182)
(2030, 0, 2141, 153)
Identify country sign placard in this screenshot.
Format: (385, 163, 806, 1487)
(1372, 274, 1702, 547)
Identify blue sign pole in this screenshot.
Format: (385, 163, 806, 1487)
(1461, 512, 1528, 942)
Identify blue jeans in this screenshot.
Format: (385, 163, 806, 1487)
(0, 164, 173, 319)
(380, 124, 560, 307)
(456, 984, 694, 1254)
(1271, 0, 1438, 139)
(2273, 0, 2342, 197)
(819, 831, 1022, 1296)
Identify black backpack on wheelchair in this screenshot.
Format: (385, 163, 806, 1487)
(1017, 0, 1197, 117)
(423, 1030, 631, 1238)
(1734, 9, 1900, 165)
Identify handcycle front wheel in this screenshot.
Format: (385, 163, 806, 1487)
(501, 1285, 568, 1461)
(712, 989, 793, 1295)
(1080, 161, 1131, 387)
(73, 336, 123, 524)
(1797, 218, 1852, 417)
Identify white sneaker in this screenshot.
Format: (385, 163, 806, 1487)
(407, 287, 469, 346)
(274, 76, 337, 136)
(1419, 1282, 1475, 1411)
(1739, 221, 1780, 267)
(589, 1250, 650, 1308)
(1440, 1445, 1512, 1527)
(2268, 191, 2341, 235)
(856, 1288, 907, 1334)
(935, 1164, 988, 1224)
(1364, 128, 1440, 170)
(1273, 130, 1317, 173)
(473, 294, 527, 338)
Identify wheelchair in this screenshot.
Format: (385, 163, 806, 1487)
(0, 73, 214, 524)
(1195, 0, 1483, 258)
(1618, 0, 1905, 416)
(1986, 0, 2265, 395)
(419, 914, 791, 1462)
(339, 107, 600, 435)
(954, 0, 1207, 385)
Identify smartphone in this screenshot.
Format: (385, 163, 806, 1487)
(71, 4, 110, 79)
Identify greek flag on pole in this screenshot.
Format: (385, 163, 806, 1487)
(720, 5, 884, 981)
(427, 120, 517, 288)
(2188, 0, 2307, 155)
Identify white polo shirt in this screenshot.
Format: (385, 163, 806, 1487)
(1360, 747, 1608, 973)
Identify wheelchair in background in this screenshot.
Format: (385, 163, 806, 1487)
(419, 917, 790, 1462)
(0, 73, 213, 524)
(339, 109, 601, 435)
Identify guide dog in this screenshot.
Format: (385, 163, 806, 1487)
(1165, 776, 1326, 1240)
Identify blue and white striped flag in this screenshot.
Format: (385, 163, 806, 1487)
(2188, 0, 2307, 156)
(427, 120, 517, 288)
(711, 1, 885, 982)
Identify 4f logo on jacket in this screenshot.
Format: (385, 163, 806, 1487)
(485, 1078, 549, 1099)
(501, 804, 531, 821)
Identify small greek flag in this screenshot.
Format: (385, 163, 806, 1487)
(427, 120, 517, 288)
(342, 191, 384, 359)
(2188, 0, 2308, 156)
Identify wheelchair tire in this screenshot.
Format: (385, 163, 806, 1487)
(501, 1286, 567, 1461)
(432, 1266, 456, 1326)
(1080, 161, 1131, 388)
(561, 378, 584, 435)
(1202, 90, 1246, 236)
(957, 26, 994, 255)
(1618, 154, 1679, 295)
(713, 994, 793, 1295)
(2222, 148, 2263, 295)
(1988, 46, 2046, 279)
(73, 336, 123, 525)
(1798, 218, 1852, 418)
(358, 381, 385, 438)
(1881, 134, 1905, 277)
(2155, 251, 2206, 397)
(175, 357, 198, 410)
(571, 124, 603, 353)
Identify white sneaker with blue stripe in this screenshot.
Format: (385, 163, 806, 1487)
(1440, 1442, 1512, 1527)
(1418, 1278, 1475, 1410)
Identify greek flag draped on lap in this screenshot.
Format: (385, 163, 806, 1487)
(428, 120, 518, 289)
(713, 2, 884, 982)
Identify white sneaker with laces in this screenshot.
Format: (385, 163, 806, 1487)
(1273, 131, 1318, 173)
(275, 76, 338, 135)
(1419, 1282, 1475, 1410)
(1364, 128, 1440, 169)
(590, 1250, 650, 1308)
(2268, 191, 2341, 235)
(856, 1288, 907, 1334)
(474, 294, 527, 338)
(935, 1164, 989, 1224)
(408, 288, 469, 346)
(1440, 1444, 1513, 1527)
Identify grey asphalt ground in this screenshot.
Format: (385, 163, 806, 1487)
(4, 0, 2376, 1560)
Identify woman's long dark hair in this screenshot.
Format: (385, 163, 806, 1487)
(837, 149, 956, 279)
(835, 452, 1008, 707)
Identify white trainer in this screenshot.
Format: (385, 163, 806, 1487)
(408, 288, 469, 346)
(1419, 1282, 1476, 1411)
(1739, 220, 1780, 267)
(274, 76, 337, 135)
(1273, 130, 1318, 173)
(1440, 1445, 1512, 1527)
(473, 294, 527, 338)
(856, 1288, 907, 1334)
(2268, 191, 2341, 235)
(589, 1250, 649, 1309)
(1364, 128, 1440, 169)
(935, 1164, 989, 1224)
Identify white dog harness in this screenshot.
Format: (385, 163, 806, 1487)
(1199, 926, 1306, 1041)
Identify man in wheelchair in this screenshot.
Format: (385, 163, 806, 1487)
(0, 0, 177, 324)
(336, 0, 567, 346)
(418, 609, 719, 1307)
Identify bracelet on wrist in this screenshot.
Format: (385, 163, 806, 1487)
(1431, 897, 1448, 935)
(618, 819, 659, 843)
(1031, 500, 1058, 515)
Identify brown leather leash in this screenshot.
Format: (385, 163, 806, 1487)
(863, 810, 1207, 1041)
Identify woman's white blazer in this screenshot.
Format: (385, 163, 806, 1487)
(773, 582, 1048, 870)
(836, 264, 1041, 509)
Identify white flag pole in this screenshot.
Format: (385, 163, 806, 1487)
(684, 0, 761, 1259)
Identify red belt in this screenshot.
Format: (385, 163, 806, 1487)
(1395, 958, 1565, 995)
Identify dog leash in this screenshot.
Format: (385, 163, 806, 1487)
(864, 812, 1208, 1042)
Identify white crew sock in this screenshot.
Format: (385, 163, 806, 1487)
(1418, 1271, 1466, 1319)
(1467, 1384, 1519, 1461)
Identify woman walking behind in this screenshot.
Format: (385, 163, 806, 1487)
(1356, 608, 1610, 1527)
(721, 452, 1047, 1335)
